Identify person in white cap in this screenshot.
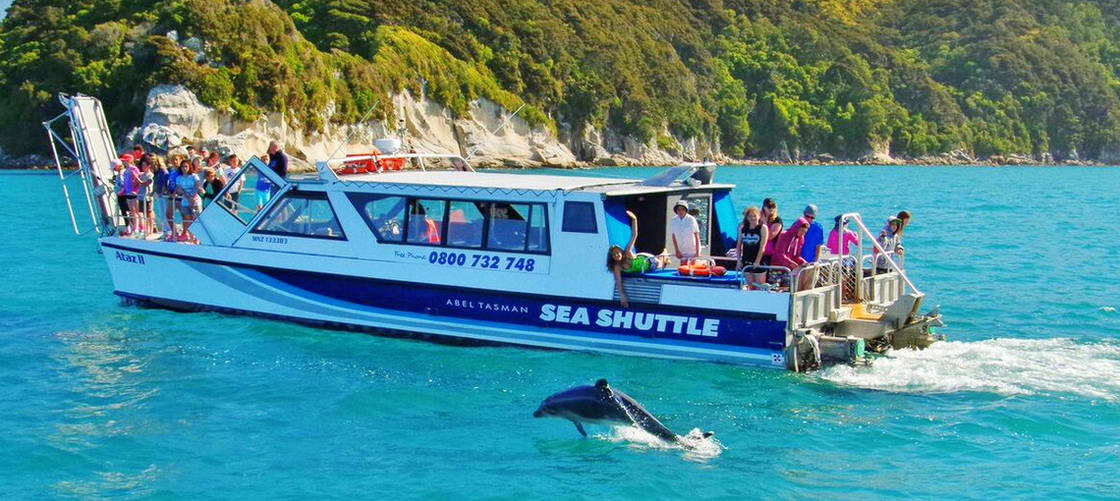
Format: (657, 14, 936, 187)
(670, 199, 700, 260)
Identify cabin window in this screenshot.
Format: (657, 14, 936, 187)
(527, 204, 550, 252)
(346, 194, 550, 254)
(406, 198, 447, 245)
(487, 202, 531, 251)
(561, 201, 597, 233)
(348, 194, 406, 242)
(447, 200, 486, 248)
(253, 192, 346, 240)
(218, 164, 281, 224)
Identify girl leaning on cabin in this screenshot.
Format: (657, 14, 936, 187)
(607, 211, 670, 308)
(735, 206, 769, 288)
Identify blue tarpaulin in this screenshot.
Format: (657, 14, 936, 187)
(603, 198, 632, 248)
(712, 191, 738, 252)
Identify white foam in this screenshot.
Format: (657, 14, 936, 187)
(598, 426, 724, 462)
(819, 338, 1120, 401)
(1099, 306, 1116, 313)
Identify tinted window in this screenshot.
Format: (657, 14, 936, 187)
(488, 203, 530, 251)
(562, 201, 597, 233)
(406, 199, 446, 245)
(447, 200, 486, 248)
(527, 204, 549, 252)
(349, 194, 406, 242)
(218, 163, 281, 224)
(254, 193, 345, 240)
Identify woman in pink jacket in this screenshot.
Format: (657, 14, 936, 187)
(772, 217, 813, 290)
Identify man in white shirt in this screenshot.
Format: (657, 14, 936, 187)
(221, 154, 244, 204)
(669, 200, 700, 260)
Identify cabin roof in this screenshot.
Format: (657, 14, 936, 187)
(335, 170, 638, 192)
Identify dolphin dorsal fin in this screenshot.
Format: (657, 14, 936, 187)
(595, 379, 612, 397)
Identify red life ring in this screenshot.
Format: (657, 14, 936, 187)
(677, 259, 726, 277)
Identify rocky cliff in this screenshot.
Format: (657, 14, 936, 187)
(124, 84, 711, 170)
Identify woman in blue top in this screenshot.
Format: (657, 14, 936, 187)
(174, 160, 203, 243)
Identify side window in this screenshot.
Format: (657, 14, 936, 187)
(561, 201, 597, 233)
(349, 194, 406, 242)
(447, 200, 486, 248)
(527, 204, 549, 252)
(253, 193, 345, 240)
(488, 203, 530, 251)
(218, 163, 281, 224)
(406, 199, 446, 245)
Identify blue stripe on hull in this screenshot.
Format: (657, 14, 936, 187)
(249, 267, 786, 352)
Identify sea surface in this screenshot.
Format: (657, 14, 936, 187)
(1, 166, 1118, 499)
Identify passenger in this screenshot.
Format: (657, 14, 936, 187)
(202, 168, 226, 204)
(669, 200, 700, 260)
(174, 159, 203, 243)
(608, 211, 670, 308)
(827, 215, 859, 256)
(267, 140, 288, 179)
(800, 204, 824, 263)
(122, 154, 141, 236)
(772, 217, 811, 289)
(206, 151, 221, 172)
(896, 210, 911, 244)
(760, 198, 783, 279)
(876, 216, 904, 272)
(132, 144, 144, 159)
(137, 156, 154, 237)
(735, 206, 769, 288)
(185, 145, 196, 158)
(164, 158, 182, 241)
(152, 156, 170, 236)
(222, 154, 243, 204)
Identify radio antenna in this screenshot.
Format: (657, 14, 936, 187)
(327, 98, 380, 162)
(467, 103, 526, 159)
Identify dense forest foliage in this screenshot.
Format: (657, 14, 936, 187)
(1, 0, 1119, 161)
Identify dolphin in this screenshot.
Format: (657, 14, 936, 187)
(532, 379, 711, 443)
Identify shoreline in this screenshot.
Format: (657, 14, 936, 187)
(4, 159, 1117, 171)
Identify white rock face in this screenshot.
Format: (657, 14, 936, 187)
(126, 84, 703, 171)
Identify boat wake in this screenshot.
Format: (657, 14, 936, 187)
(599, 426, 725, 462)
(819, 338, 1120, 401)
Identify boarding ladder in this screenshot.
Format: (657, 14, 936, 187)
(43, 93, 121, 236)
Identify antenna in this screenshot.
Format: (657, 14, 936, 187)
(327, 98, 380, 162)
(466, 103, 526, 159)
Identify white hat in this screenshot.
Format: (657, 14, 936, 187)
(674, 200, 689, 210)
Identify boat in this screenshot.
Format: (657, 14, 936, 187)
(44, 93, 944, 371)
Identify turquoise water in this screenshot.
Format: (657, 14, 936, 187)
(2, 166, 1118, 499)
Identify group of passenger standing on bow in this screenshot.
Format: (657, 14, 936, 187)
(109, 141, 289, 243)
(734, 199, 911, 290)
